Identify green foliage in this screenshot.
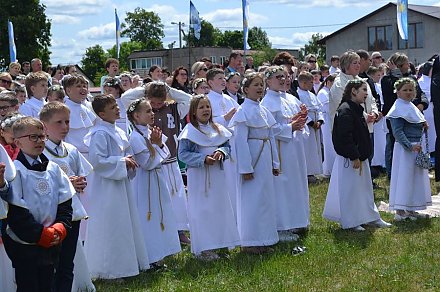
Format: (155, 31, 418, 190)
(217, 30, 243, 49)
(248, 27, 271, 50)
(108, 41, 144, 71)
(122, 8, 164, 50)
(252, 47, 278, 67)
(0, 0, 51, 66)
(299, 33, 326, 64)
(185, 19, 222, 47)
(80, 45, 108, 86)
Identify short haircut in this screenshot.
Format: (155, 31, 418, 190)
(356, 49, 369, 60)
(298, 71, 313, 82)
(105, 58, 119, 69)
(9, 62, 21, 71)
(320, 64, 329, 71)
(146, 82, 167, 100)
(47, 85, 66, 101)
(12, 82, 26, 93)
(12, 116, 44, 138)
(339, 50, 360, 73)
(366, 66, 380, 76)
(330, 55, 340, 62)
(39, 101, 70, 122)
(63, 74, 87, 89)
(22, 61, 30, 66)
(310, 69, 321, 75)
(206, 68, 224, 81)
(229, 52, 243, 60)
(92, 94, 116, 115)
(25, 72, 48, 97)
(0, 91, 18, 105)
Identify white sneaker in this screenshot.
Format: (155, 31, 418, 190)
(371, 218, 392, 228)
(394, 212, 416, 221)
(278, 231, 300, 242)
(352, 225, 366, 232)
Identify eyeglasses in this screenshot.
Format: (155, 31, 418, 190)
(199, 68, 208, 72)
(16, 134, 48, 142)
(0, 79, 12, 85)
(373, 56, 382, 59)
(308, 60, 317, 63)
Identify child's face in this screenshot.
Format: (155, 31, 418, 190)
(133, 102, 154, 126)
(208, 73, 226, 93)
(151, 68, 163, 81)
(351, 84, 368, 104)
(313, 74, 321, 83)
(266, 71, 286, 92)
(99, 100, 120, 124)
(244, 77, 264, 101)
(321, 70, 329, 78)
(66, 82, 87, 103)
(299, 79, 313, 91)
(371, 72, 382, 83)
(195, 99, 211, 124)
(107, 62, 119, 76)
(1, 127, 14, 145)
(0, 101, 14, 120)
(120, 76, 132, 91)
(44, 111, 70, 144)
(397, 83, 416, 102)
(149, 97, 165, 110)
(194, 82, 210, 95)
(104, 86, 120, 98)
(226, 75, 241, 94)
(14, 126, 46, 159)
(47, 92, 64, 103)
(16, 92, 27, 104)
(31, 80, 49, 99)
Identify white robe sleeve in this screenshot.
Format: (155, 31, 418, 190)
(270, 110, 293, 142)
(121, 86, 146, 110)
(168, 86, 191, 117)
(234, 122, 254, 174)
(269, 127, 280, 170)
(55, 165, 76, 204)
(130, 133, 170, 171)
(88, 131, 128, 180)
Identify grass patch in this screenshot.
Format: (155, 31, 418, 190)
(94, 175, 440, 291)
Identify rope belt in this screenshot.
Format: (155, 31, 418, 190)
(148, 169, 165, 231)
(204, 165, 211, 195)
(248, 137, 274, 169)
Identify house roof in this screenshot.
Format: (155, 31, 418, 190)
(318, 2, 440, 44)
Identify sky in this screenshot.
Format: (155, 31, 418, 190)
(40, 0, 440, 66)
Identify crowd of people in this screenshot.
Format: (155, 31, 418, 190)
(0, 49, 438, 291)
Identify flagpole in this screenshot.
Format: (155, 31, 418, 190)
(188, 2, 191, 70)
(115, 9, 120, 59)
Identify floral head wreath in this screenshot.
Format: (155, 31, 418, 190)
(225, 72, 241, 81)
(264, 66, 283, 79)
(393, 77, 415, 91)
(347, 79, 365, 85)
(126, 98, 145, 115)
(1, 114, 24, 129)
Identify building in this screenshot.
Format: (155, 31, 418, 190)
(319, 2, 440, 65)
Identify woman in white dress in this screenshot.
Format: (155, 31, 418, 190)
(323, 80, 391, 231)
(178, 95, 240, 260)
(387, 78, 432, 220)
(229, 73, 279, 254)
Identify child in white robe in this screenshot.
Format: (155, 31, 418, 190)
(84, 95, 149, 279)
(260, 66, 310, 240)
(0, 144, 17, 292)
(387, 77, 432, 220)
(178, 95, 240, 260)
(19, 72, 48, 118)
(297, 71, 324, 177)
(39, 102, 95, 292)
(229, 73, 279, 254)
(127, 98, 181, 265)
(323, 80, 391, 231)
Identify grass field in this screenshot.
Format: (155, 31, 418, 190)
(94, 175, 440, 291)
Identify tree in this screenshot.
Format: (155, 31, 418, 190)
(298, 33, 326, 64)
(0, 0, 51, 66)
(217, 30, 243, 49)
(81, 45, 108, 86)
(252, 47, 278, 67)
(184, 19, 222, 47)
(107, 41, 144, 71)
(248, 27, 271, 50)
(122, 8, 164, 50)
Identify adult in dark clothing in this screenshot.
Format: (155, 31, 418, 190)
(171, 66, 191, 94)
(381, 52, 429, 179)
(430, 54, 440, 181)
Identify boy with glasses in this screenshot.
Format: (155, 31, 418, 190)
(0, 92, 19, 120)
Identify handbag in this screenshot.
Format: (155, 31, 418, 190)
(415, 129, 432, 169)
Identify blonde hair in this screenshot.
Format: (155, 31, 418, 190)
(12, 116, 44, 138)
(25, 72, 48, 97)
(39, 101, 70, 122)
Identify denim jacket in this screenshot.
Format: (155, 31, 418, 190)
(178, 139, 230, 168)
(389, 117, 424, 151)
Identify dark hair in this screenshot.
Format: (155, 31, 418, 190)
(229, 52, 243, 60)
(92, 94, 116, 115)
(297, 71, 313, 83)
(50, 64, 64, 77)
(63, 75, 88, 89)
(64, 65, 76, 74)
(366, 66, 380, 76)
(105, 58, 119, 69)
(189, 95, 221, 134)
(320, 64, 329, 72)
(171, 66, 189, 88)
(317, 73, 337, 93)
(206, 68, 224, 81)
(272, 52, 295, 66)
(341, 79, 367, 103)
(103, 76, 124, 96)
(241, 72, 264, 96)
(355, 49, 369, 60)
(146, 82, 167, 100)
(149, 65, 161, 76)
(330, 55, 340, 62)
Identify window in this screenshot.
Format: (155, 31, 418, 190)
(130, 57, 163, 70)
(210, 56, 217, 64)
(398, 22, 424, 49)
(368, 25, 393, 51)
(220, 56, 226, 65)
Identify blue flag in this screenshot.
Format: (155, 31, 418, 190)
(190, 1, 201, 40)
(115, 9, 121, 58)
(242, 0, 251, 51)
(397, 0, 408, 40)
(8, 21, 17, 62)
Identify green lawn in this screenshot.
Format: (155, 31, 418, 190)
(94, 175, 440, 291)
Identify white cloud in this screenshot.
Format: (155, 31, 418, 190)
(252, 0, 386, 8)
(203, 8, 267, 28)
(77, 22, 116, 40)
(41, 0, 111, 15)
(50, 15, 80, 24)
(269, 31, 330, 49)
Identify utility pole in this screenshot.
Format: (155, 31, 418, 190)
(171, 22, 185, 49)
